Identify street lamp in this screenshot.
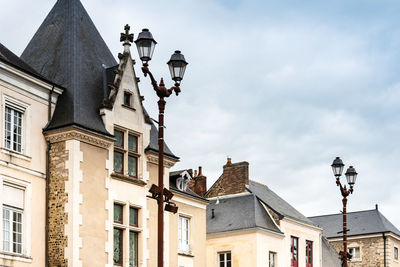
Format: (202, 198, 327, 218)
(331, 157, 358, 267)
(135, 28, 188, 267)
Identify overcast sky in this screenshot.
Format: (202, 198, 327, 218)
(1, 0, 400, 227)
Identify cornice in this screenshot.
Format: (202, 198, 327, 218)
(44, 128, 113, 149)
(146, 152, 177, 168)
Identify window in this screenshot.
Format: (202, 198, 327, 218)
(178, 216, 190, 253)
(113, 129, 140, 178)
(395, 247, 399, 261)
(124, 92, 132, 107)
(113, 203, 140, 267)
(4, 106, 23, 153)
(348, 247, 360, 260)
(269, 251, 277, 267)
(291, 236, 299, 267)
(306, 240, 313, 267)
(218, 251, 231, 267)
(2, 184, 24, 254)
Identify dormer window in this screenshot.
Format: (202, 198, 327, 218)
(176, 171, 191, 191)
(113, 128, 140, 178)
(123, 91, 132, 107)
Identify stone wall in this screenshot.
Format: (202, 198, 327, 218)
(330, 236, 385, 267)
(206, 158, 249, 198)
(48, 141, 69, 267)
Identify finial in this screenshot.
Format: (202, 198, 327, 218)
(120, 24, 134, 46)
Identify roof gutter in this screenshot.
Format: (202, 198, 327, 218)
(383, 232, 387, 267)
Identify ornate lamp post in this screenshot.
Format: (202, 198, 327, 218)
(135, 28, 188, 267)
(331, 157, 358, 267)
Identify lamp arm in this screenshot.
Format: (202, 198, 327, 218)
(141, 64, 181, 98)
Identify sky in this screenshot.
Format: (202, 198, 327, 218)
(1, 0, 400, 227)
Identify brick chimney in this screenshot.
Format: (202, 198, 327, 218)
(187, 167, 207, 197)
(205, 157, 249, 198)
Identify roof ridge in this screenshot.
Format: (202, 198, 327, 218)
(249, 179, 269, 188)
(309, 208, 378, 218)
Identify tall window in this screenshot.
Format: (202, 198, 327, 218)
(269, 251, 277, 267)
(4, 106, 23, 153)
(113, 129, 139, 177)
(394, 247, 399, 261)
(113, 203, 140, 267)
(2, 184, 24, 254)
(348, 247, 360, 260)
(218, 251, 231, 267)
(291, 236, 299, 267)
(306, 240, 313, 267)
(178, 216, 190, 253)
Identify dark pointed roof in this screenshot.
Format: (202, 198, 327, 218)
(309, 208, 400, 238)
(21, 0, 117, 136)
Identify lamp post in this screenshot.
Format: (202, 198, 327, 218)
(135, 28, 188, 267)
(331, 157, 358, 267)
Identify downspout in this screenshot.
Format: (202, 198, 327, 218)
(45, 85, 54, 267)
(383, 232, 387, 267)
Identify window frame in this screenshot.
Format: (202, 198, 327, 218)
(4, 104, 24, 153)
(269, 251, 277, 267)
(178, 215, 190, 253)
(2, 206, 23, 254)
(348, 246, 361, 261)
(113, 127, 140, 178)
(306, 240, 313, 267)
(218, 251, 232, 267)
(395, 246, 399, 261)
(291, 236, 299, 267)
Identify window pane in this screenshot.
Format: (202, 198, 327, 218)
(129, 231, 138, 266)
(130, 207, 138, 226)
(114, 130, 124, 148)
(124, 93, 131, 106)
(114, 151, 123, 173)
(114, 204, 123, 223)
(113, 228, 123, 264)
(128, 135, 137, 152)
(3, 208, 10, 252)
(128, 156, 137, 177)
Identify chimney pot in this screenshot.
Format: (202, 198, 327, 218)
(227, 157, 232, 165)
(198, 166, 202, 176)
(194, 170, 198, 177)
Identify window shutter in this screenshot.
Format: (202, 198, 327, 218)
(3, 184, 24, 209)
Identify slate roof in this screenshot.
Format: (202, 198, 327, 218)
(21, 0, 117, 136)
(0, 43, 61, 87)
(207, 194, 283, 234)
(169, 169, 207, 201)
(247, 180, 316, 226)
(309, 208, 400, 238)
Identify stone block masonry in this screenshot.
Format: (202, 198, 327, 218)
(48, 141, 69, 267)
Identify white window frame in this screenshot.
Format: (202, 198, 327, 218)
(269, 251, 277, 267)
(218, 251, 232, 267)
(348, 246, 360, 261)
(178, 216, 190, 253)
(4, 104, 24, 153)
(0, 177, 31, 260)
(2, 206, 23, 254)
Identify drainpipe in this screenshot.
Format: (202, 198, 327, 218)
(383, 232, 387, 267)
(45, 85, 54, 267)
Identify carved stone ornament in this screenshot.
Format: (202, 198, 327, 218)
(45, 128, 113, 149)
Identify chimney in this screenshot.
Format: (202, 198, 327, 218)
(187, 166, 207, 197)
(206, 158, 249, 198)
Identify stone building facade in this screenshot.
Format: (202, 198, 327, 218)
(310, 206, 400, 267)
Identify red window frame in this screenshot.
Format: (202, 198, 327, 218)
(291, 236, 299, 267)
(306, 240, 313, 267)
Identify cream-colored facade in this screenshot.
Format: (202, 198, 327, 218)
(0, 57, 62, 266)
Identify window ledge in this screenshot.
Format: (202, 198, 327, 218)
(178, 251, 194, 257)
(1, 148, 31, 161)
(122, 104, 136, 111)
(0, 251, 32, 262)
(111, 173, 146, 186)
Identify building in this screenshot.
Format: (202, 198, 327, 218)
(0, 0, 207, 266)
(309, 205, 400, 267)
(205, 158, 323, 267)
